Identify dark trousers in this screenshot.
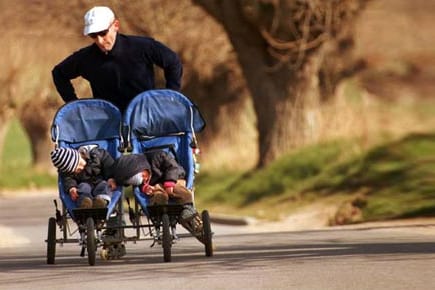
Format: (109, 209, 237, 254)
(77, 180, 111, 204)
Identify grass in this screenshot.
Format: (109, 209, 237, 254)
(195, 133, 435, 222)
(0, 119, 56, 188)
(2, 117, 435, 225)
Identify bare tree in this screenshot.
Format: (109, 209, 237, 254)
(193, 0, 370, 167)
(115, 0, 257, 169)
(0, 1, 89, 172)
(1, 0, 369, 172)
(0, 31, 27, 164)
(0, 68, 18, 162)
(18, 95, 60, 172)
(6, 0, 254, 171)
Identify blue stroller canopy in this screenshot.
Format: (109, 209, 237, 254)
(124, 90, 205, 138)
(51, 99, 122, 143)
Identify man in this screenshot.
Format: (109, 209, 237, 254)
(52, 6, 183, 112)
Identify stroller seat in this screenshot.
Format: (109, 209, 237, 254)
(51, 99, 123, 221)
(122, 89, 205, 214)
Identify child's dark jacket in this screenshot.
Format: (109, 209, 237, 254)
(113, 151, 185, 185)
(60, 147, 115, 192)
(146, 151, 186, 185)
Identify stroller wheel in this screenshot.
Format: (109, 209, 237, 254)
(202, 210, 213, 257)
(162, 213, 172, 262)
(86, 217, 96, 266)
(46, 217, 57, 264)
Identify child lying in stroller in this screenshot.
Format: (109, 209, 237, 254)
(50, 145, 115, 209)
(111, 151, 203, 234)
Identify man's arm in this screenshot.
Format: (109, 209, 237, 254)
(52, 55, 81, 103)
(151, 40, 183, 91)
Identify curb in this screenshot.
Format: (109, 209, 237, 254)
(209, 214, 253, 226)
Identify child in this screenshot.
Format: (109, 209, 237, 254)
(111, 151, 202, 233)
(50, 146, 116, 208)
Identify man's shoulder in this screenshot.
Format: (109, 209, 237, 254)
(69, 44, 98, 58)
(119, 34, 156, 46)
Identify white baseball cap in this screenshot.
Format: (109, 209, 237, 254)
(83, 6, 115, 36)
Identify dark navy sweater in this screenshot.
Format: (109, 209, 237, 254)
(52, 33, 183, 112)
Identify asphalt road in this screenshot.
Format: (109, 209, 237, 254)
(1, 193, 435, 290)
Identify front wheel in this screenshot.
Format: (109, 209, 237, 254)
(86, 217, 96, 266)
(162, 213, 172, 262)
(46, 217, 57, 264)
(202, 210, 213, 257)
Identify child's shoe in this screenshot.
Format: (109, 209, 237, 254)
(93, 197, 108, 208)
(150, 192, 169, 205)
(79, 197, 92, 209)
(179, 204, 203, 235)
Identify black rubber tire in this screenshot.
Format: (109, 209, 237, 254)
(62, 205, 68, 240)
(202, 210, 213, 257)
(47, 217, 56, 264)
(86, 217, 96, 266)
(162, 213, 172, 262)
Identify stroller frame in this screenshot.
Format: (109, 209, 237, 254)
(46, 90, 212, 265)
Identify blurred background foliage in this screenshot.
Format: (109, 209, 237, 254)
(0, 0, 435, 223)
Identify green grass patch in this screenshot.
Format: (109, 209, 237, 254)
(3, 118, 435, 224)
(196, 133, 435, 222)
(0, 119, 56, 188)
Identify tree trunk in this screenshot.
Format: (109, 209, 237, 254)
(250, 54, 322, 167)
(0, 117, 11, 164)
(193, 0, 369, 168)
(193, 0, 324, 167)
(18, 97, 60, 172)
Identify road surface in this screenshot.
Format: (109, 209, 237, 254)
(1, 192, 435, 290)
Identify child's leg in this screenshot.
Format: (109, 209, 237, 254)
(149, 184, 169, 205)
(171, 181, 202, 233)
(171, 181, 193, 204)
(77, 183, 93, 208)
(92, 181, 111, 208)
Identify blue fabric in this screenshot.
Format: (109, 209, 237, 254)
(52, 90, 204, 219)
(124, 90, 204, 212)
(124, 89, 205, 137)
(51, 99, 123, 220)
(51, 99, 122, 143)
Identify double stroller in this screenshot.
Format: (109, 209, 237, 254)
(46, 90, 213, 265)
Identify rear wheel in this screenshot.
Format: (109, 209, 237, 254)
(202, 210, 213, 257)
(47, 217, 56, 264)
(162, 213, 172, 262)
(86, 217, 96, 266)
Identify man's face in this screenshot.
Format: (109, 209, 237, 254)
(89, 19, 119, 53)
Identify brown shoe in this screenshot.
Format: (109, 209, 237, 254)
(150, 192, 169, 205)
(79, 197, 92, 209)
(93, 197, 108, 208)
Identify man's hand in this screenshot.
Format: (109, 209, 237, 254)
(69, 187, 79, 201)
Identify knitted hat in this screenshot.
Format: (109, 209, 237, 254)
(50, 148, 80, 174)
(113, 154, 150, 185)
